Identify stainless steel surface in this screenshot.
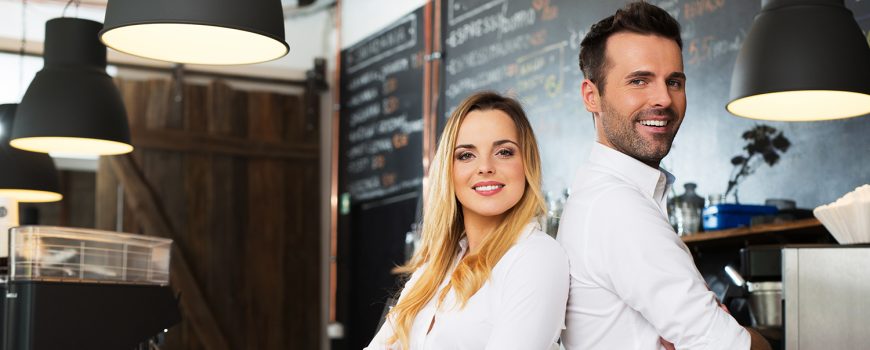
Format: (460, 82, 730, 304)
(725, 264, 746, 286)
(784, 247, 870, 350)
(747, 281, 782, 328)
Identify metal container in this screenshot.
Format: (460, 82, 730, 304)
(783, 246, 870, 350)
(747, 281, 782, 328)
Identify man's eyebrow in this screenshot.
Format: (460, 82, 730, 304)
(625, 70, 655, 79)
(668, 72, 687, 80)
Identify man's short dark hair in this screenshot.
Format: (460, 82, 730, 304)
(579, 1, 682, 95)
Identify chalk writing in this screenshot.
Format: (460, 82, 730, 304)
(683, 0, 725, 21)
(445, 8, 537, 48)
(346, 14, 417, 74)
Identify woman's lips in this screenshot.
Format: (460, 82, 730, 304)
(473, 182, 505, 196)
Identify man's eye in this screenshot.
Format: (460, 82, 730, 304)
(629, 79, 647, 86)
(667, 79, 684, 88)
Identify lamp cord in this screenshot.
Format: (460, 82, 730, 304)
(18, 0, 26, 100)
(61, 0, 81, 18)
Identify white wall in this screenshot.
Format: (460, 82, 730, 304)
(341, 0, 428, 48)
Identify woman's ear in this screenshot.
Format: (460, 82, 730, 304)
(581, 79, 601, 113)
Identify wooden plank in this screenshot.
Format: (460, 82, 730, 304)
(247, 92, 284, 143)
(131, 128, 318, 160)
(107, 155, 231, 350)
(95, 157, 118, 231)
(682, 218, 825, 244)
(245, 159, 286, 349)
(285, 159, 322, 348)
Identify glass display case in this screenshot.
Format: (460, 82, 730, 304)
(7, 226, 171, 285)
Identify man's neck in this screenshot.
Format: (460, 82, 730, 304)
(596, 141, 662, 169)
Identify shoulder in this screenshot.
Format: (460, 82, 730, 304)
(501, 226, 569, 271)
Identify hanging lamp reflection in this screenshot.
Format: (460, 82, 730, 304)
(0, 104, 62, 203)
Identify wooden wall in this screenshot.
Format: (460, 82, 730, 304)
(95, 79, 321, 349)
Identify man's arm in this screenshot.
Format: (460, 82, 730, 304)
(748, 328, 773, 350)
(588, 187, 750, 349)
(662, 328, 771, 350)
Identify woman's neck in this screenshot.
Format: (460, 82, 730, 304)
(462, 211, 505, 253)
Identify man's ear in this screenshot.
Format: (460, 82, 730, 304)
(581, 79, 601, 114)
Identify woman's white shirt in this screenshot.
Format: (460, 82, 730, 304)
(365, 222, 569, 350)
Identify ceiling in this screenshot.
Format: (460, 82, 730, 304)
(0, 0, 337, 81)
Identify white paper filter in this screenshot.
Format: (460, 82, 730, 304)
(814, 185, 870, 244)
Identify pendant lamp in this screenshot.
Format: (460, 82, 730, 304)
(11, 18, 133, 156)
(727, 0, 870, 121)
(100, 0, 289, 65)
(0, 104, 62, 203)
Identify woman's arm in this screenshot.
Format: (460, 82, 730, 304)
(485, 236, 570, 350)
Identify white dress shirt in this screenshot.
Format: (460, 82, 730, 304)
(365, 222, 569, 350)
(557, 143, 749, 350)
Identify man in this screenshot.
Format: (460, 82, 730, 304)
(556, 2, 770, 349)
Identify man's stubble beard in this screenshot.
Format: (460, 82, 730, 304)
(598, 98, 679, 167)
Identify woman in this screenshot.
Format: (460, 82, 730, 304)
(366, 92, 569, 349)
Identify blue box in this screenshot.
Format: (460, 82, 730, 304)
(702, 204, 778, 230)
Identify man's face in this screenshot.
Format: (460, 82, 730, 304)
(582, 32, 687, 168)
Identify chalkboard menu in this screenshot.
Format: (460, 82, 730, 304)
(438, 0, 870, 208)
(440, 0, 595, 193)
(339, 7, 427, 202)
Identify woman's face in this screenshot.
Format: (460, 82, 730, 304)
(452, 109, 526, 223)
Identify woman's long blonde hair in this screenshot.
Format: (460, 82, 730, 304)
(386, 91, 546, 348)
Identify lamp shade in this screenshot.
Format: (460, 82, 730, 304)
(0, 104, 62, 203)
(11, 18, 132, 156)
(100, 0, 289, 65)
(727, 0, 870, 121)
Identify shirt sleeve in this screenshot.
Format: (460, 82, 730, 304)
(587, 186, 749, 350)
(364, 266, 426, 350)
(484, 236, 570, 350)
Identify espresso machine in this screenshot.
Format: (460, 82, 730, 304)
(720, 245, 785, 348)
(782, 245, 870, 350)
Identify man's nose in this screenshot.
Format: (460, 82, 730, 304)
(650, 82, 674, 108)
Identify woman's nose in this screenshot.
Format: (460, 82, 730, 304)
(478, 159, 495, 174)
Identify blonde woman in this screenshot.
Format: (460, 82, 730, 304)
(365, 92, 569, 349)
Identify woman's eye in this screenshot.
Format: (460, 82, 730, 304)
(495, 148, 515, 158)
(456, 151, 474, 161)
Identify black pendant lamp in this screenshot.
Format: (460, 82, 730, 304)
(100, 0, 289, 65)
(11, 18, 132, 156)
(727, 0, 870, 121)
(0, 104, 62, 203)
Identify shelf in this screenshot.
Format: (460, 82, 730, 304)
(681, 218, 828, 245)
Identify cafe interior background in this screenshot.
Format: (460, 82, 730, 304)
(0, 0, 867, 349)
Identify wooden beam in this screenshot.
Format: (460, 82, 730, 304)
(107, 155, 231, 350)
(131, 129, 318, 160)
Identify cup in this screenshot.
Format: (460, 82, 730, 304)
(674, 201, 701, 236)
(707, 194, 726, 207)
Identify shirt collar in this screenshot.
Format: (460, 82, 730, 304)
(588, 142, 675, 201)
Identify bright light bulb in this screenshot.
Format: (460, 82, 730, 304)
(728, 90, 870, 121)
(10, 137, 133, 156)
(101, 23, 289, 65)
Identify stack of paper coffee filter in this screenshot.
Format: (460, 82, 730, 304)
(813, 184, 870, 244)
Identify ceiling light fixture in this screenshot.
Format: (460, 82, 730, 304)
(727, 0, 870, 121)
(100, 0, 290, 65)
(11, 18, 133, 156)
